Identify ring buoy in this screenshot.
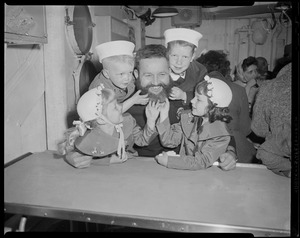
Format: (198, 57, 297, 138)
(65, 5, 94, 55)
(65, 6, 98, 102)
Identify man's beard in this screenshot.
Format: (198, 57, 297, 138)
(136, 79, 174, 103)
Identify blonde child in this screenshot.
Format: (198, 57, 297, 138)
(155, 76, 233, 170)
(89, 40, 149, 112)
(58, 85, 159, 168)
(164, 28, 207, 107)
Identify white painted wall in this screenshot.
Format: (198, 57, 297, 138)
(5, 44, 47, 163)
(146, 16, 291, 73)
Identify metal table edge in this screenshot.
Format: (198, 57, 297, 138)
(4, 203, 290, 236)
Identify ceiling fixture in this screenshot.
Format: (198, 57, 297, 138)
(152, 7, 179, 18)
(274, 1, 291, 11)
(124, 6, 155, 26)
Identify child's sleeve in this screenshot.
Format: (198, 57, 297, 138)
(167, 135, 231, 170)
(156, 117, 183, 148)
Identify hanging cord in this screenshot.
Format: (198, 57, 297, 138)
(279, 9, 292, 27)
(261, 5, 277, 33)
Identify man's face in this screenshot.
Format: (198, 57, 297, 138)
(135, 57, 173, 102)
(168, 44, 194, 75)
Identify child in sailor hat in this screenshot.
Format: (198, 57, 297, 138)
(57, 85, 159, 168)
(154, 75, 234, 170)
(89, 40, 149, 113)
(164, 28, 207, 109)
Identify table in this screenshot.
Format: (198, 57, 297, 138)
(4, 150, 291, 236)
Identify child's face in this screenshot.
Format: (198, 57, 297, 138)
(105, 61, 134, 89)
(104, 98, 123, 124)
(190, 92, 209, 117)
(168, 44, 194, 75)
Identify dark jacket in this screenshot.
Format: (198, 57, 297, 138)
(208, 71, 257, 163)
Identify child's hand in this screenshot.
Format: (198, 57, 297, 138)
(159, 98, 170, 123)
(65, 152, 93, 168)
(145, 100, 161, 129)
(246, 78, 257, 88)
(169, 87, 187, 101)
(110, 153, 128, 164)
(155, 151, 168, 167)
(132, 90, 149, 105)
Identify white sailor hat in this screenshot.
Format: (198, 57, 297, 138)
(204, 75, 232, 108)
(164, 28, 202, 48)
(95, 40, 135, 63)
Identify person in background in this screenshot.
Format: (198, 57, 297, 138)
(89, 40, 149, 112)
(233, 56, 259, 113)
(256, 56, 275, 83)
(197, 50, 257, 163)
(164, 28, 207, 110)
(154, 76, 233, 170)
(251, 63, 291, 177)
(57, 85, 159, 168)
(127, 44, 237, 171)
(272, 44, 292, 77)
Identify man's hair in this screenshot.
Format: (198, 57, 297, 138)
(166, 40, 196, 54)
(135, 44, 168, 70)
(256, 57, 268, 75)
(102, 55, 134, 70)
(197, 50, 231, 77)
(241, 56, 258, 72)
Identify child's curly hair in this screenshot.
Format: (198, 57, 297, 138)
(194, 80, 232, 134)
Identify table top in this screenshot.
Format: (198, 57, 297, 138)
(4, 150, 291, 235)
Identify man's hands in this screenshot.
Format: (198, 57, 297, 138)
(145, 98, 170, 129)
(145, 100, 161, 130)
(159, 98, 170, 123)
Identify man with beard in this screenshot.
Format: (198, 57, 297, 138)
(127, 44, 237, 170)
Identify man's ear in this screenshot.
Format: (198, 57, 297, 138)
(102, 69, 109, 79)
(133, 69, 139, 79)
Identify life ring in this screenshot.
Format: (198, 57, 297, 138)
(65, 5, 94, 55)
(65, 6, 98, 102)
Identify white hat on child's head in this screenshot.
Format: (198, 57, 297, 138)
(77, 85, 105, 122)
(96, 40, 135, 63)
(164, 28, 203, 48)
(204, 76, 232, 107)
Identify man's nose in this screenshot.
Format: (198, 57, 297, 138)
(152, 75, 159, 85)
